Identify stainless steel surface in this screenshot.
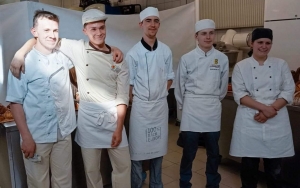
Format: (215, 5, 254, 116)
(0, 122, 27, 188)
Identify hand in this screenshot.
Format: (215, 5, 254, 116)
(254, 112, 268, 123)
(111, 47, 124, 63)
(111, 130, 122, 147)
(261, 105, 277, 118)
(21, 137, 36, 158)
(10, 53, 25, 78)
(75, 92, 80, 101)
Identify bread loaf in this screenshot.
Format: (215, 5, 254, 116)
(295, 81, 300, 92)
(293, 91, 300, 106)
(0, 104, 7, 114)
(3, 110, 13, 119)
(0, 115, 5, 122)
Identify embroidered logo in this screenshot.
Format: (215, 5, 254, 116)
(214, 59, 218, 64)
(210, 59, 220, 70)
(111, 64, 121, 73)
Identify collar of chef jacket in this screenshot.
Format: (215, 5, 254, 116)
(196, 45, 214, 58)
(141, 37, 158, 51)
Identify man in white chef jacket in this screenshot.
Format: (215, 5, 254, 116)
(175, 19, 229, 188)
(125, 7, 175, 188)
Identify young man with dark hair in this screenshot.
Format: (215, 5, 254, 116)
(126, 7, 174, 188)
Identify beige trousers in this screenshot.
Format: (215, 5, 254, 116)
(81, 146, 131, 188)
(23, 134, 72, 188)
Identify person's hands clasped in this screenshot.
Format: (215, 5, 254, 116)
(254, 112, 268, 123)
(261, 105, 277, 118)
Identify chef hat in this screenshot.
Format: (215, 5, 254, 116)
(251, 28, 273, 42)
(82, 9, 107, 26)
(195, 19, 215, 33)
(140, 7, 159, 22)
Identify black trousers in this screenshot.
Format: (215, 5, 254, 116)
(241, 157, 282, 188)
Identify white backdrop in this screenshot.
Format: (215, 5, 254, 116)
(0, 1, 195, 104)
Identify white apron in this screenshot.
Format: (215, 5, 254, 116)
(129, 97, 168, 161)
(75, 100, 128, 148)
(180, 96, 221, 132)
(230, 104, 294, 158)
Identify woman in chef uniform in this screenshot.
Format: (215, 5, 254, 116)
(230, 28, 295, 188)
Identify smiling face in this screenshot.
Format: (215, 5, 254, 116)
(196, 28, 215, 52)
(251, 38, 272, 59)
(31, 17, 59, 55)
(139, 16, 160, 39)
(83, 20, 106, 47)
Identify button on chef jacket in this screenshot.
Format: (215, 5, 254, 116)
(175, 46, 229, 132)
(230, 56, 295, 158)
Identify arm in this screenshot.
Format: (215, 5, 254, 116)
(112, 61, 129, 147)
(219, 58, 229, 100)
(111, 104, 127, 147)
(129, 85, 133, 103)
(166, 51, 175, 90)
(10, 103, 36, 158)
(273, 62, 295, 108)
(174, 58, 187, 110)
(240, 96, 277, 118)
(10, 38, 37, 78)
(111, 46, 124, 63)
(125, 54, 137, 102)
(167, 80, 173, 90)
(272, 98, 288, 111)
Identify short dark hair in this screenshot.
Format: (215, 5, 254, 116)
(33, 10, 59, 27)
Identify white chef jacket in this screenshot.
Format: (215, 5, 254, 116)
(60, 39, 129, 148)
(229, 56, 295, 158)
(6, 47, 76, 143)
(175, 46, 229, 132)
(125, 39, 174, 160)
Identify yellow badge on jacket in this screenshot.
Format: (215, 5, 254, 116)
(210, 59, 220, 70)
(214, 59, 218, 64)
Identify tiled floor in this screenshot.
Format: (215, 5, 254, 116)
(141, 119, 267, 188)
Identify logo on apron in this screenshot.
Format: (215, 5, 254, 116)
(146, 126, 161, 142)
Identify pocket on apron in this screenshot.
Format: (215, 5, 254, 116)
(95, 106, 117, 132)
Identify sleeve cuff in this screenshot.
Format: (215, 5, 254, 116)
(116, 98, 129, 106)
(233, 93, 248, 105)
(167, 73, 175, 80)
(6, 96, 23, 104)
(278, 93, 293, 105)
